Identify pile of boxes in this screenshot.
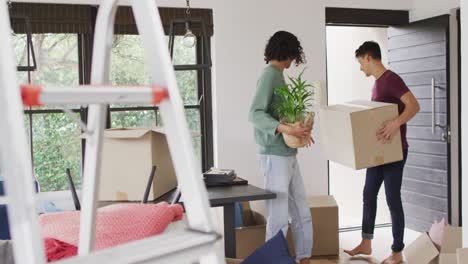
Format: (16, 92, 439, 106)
(404, 223, 466, 264)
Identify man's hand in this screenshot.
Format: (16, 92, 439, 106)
(377, 119, 400, 144)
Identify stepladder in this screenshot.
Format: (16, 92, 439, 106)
(0, 0, 223, 263)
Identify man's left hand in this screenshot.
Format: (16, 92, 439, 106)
(377, 119, 400, 144)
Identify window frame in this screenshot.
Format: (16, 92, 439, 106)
(16, 5, 214, 193)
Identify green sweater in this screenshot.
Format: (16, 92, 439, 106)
(248, 65, 297, 156)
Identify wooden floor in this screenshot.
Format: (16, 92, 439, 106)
(309, 252, 380, 264)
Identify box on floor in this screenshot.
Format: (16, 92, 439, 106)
(457, 248, 468, 263)
(225, 258, 243, 264)
(405, 226, 462, 264)
(99, 128, 178, 202)
(287, 195, 339, 257)
(319, 100, 403, 170)
(235, 196, 339, 259)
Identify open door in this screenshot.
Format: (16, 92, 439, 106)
(388, 15, 451, 232)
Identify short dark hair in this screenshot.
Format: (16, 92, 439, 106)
(264, 31, 305, 65)
(355, 41, 382, 60)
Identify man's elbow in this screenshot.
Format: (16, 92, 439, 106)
(414, 101, 421, 113)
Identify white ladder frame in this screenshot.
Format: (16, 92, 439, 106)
(0, 0, 223, 263)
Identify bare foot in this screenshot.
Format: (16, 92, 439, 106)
(381, 252, 403, 264)
(297, 258, 309, 264)
(344, 239, 372, 256)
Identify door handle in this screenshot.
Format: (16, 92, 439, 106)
(432, 78, 436, 134)
(431, 78, 444, 135)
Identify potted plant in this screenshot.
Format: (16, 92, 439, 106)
(273, 69, 315, 148)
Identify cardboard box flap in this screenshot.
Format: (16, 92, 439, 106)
(324, 104, 367, 113)
(103, 128, 152, 139)
(347, 100, 394, 109)
(251, 211, 266, 225)
(404, 233, 439, 264)
(440, 226, 462, 254)
(325, 101, 394, 114)
(308, 195, 337, 208)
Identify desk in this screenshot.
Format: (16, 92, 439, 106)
(205, 184, 276, 258)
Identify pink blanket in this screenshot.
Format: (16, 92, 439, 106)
(40, 202, 184, 251)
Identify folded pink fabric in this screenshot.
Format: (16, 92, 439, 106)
(40, 202, 184, 250)
(44, 238, 77, 262)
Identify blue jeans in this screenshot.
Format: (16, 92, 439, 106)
(259, 154, 313, 260)
(362, 150, 408, 252)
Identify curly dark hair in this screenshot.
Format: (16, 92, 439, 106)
(264, 31, 306, 65)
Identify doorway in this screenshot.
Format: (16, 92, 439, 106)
(325, 8, 456, 232)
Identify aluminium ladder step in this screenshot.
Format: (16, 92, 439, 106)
(20, 84, 169, 107)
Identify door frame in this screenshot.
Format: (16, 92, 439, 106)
(325, 8, 461, 227)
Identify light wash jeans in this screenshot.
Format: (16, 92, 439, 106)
(258, 154, 313, 260)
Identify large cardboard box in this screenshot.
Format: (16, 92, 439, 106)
(287, 195, 339, 256)
(404, 233, 439, 264)
(235, 202, 295, 259)
(429, 226, 463, 264)
(235, 206, 267, 259)
(99, 128, 177, 201)
(320, 100, 403, 170)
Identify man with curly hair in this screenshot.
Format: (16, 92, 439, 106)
(249, 31, 313, 264)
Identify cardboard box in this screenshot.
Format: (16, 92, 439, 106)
(225, 258, 242, 264)
(99, 128, 178, 201)
(287, 195, 339, 256)
(457, 248, 468, 264)
(319, 100, 403, 170)
(235, 202, 295, 259)
(404, 233, 439, 264)
(429, 226, 463, 264)
(235, 207, 267, 259)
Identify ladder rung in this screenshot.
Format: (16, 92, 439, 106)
(58, 228, 221, 264)
(20, 84, 169, 107)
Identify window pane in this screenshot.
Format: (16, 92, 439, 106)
(32, 113, 82, 192)
(13, 33, 79, 110)
(185, 109, 201, 162)
(111, 35, 151, 86)
(176, 71, 198, 105)
(111, 110, 156, 128)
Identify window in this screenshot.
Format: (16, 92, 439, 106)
(11, 6, 214, 193)
(109, 35, 205, 162)
(15, 33, 83, 192)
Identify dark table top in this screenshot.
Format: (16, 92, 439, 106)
(205, 184, 276, 206)
(99, 184, 276, 207)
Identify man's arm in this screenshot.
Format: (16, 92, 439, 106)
(377, 91, 420, 143)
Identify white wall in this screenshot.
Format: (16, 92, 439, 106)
(411, 0, 460, 21)
(154, 0, 414, 215)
